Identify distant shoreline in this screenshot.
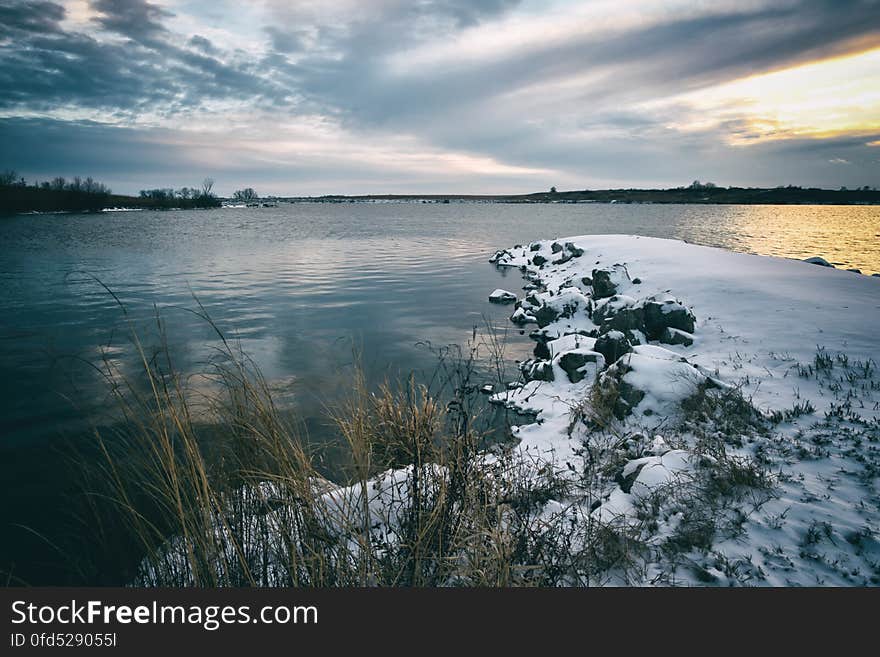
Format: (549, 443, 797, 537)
(4, 185, 880, 215)
(280, 186, 880, 205)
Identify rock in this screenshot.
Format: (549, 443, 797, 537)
(533, 304, 560, 328)
(488, 289, 517, 304)
(532, 254, 548, 266)
(616, 462, 646, 494)
(533, 339, 551, 360)
(632, 278, 641, 285)
(479, 384, 494, 395)
(530, 243, 541, 251)
(593, 295, 644, 332)
(597, 361, 644, 420)
(558, 351, 603, 383)
(552, 252, 573, 265)
(661, 327, 694, 346)
(581, 276, 593, 286)
(874, 273, 880, 278)
(524, 360, 554, 382)
(642, 294, 695, 339)
(489, 249, 508, 263)
(591, 268, 618, 298)
(510, 307, 537, 325)
(551, 242, 563, 253)
(847, 268, 862, 274)
(564, 242, 584, 257)
(803, 256, 833, 267)
(625, 329, 646, 345)
(594, 330, 632, 365)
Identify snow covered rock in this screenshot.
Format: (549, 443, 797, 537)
(557, 350, 604, 383)
(593, 294, 644, 331)
(598, 346, 706, 419)
(660, 327, 694, 347)
(488, 289, 517, 304)
(594, 329, 632, 365)
(641, 293, 696, 339)
(591, 267, 619, 298)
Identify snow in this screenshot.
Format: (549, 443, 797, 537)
(488, 288, 517, 304)
(489, 235, 880, 586)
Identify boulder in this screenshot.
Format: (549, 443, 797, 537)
(804, 256, 833, 267)
(564, 242, 584, 257)
(533, 304, 560, 328)
(532, 254, 548, 266)
(552, 252, 573, 265)
(591, 268, 618, 298)
(510, 307, 537, 325)
(660, 327, 694, 347)
(597, 362, 644, 420)
(558, 351, 603, 383)
(642, 294, 695, 339)
(533, 338, 552, 360)
(593, 295, 644, 332)
(524, 360, 554, 382)
(551, 242, 563, 253)
(594, 330, 632, 365)
(488, 289, 517, 304)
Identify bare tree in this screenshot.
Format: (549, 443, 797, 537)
(201, 178, 215, 197)
(232, 187, 259, 202)
(0, 169, 17, 186)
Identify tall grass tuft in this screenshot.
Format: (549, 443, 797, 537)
(81, 306, 600, 586)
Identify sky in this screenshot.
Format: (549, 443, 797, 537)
(1, 0, 879, 195)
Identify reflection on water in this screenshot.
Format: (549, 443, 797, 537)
(1, 202, 879, 442)
(0, 201, 877, 582)
(1, 202, 878, 444)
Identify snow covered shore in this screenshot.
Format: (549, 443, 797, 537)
(488, 235, 880, 585)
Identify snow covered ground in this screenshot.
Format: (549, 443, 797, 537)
(488, 235, 880, 586)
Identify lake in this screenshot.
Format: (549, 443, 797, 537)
(1, 201, 878, 583)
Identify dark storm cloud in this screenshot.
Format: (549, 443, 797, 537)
(91, 0, 171, 43)
(0, 0, 284, 115)
(0, 117, 190, 176)
(0, 0, 66, 36)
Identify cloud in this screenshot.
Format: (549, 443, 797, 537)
(1, 0, 878, 191)
(90, 0, 171, 43)
(0, 0, 66, 37)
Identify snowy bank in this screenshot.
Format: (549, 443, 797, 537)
(489, 235, 880, 585)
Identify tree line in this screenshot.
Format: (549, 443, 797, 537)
(137, 178, 221, 208)
(0, 170, 221, 213)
